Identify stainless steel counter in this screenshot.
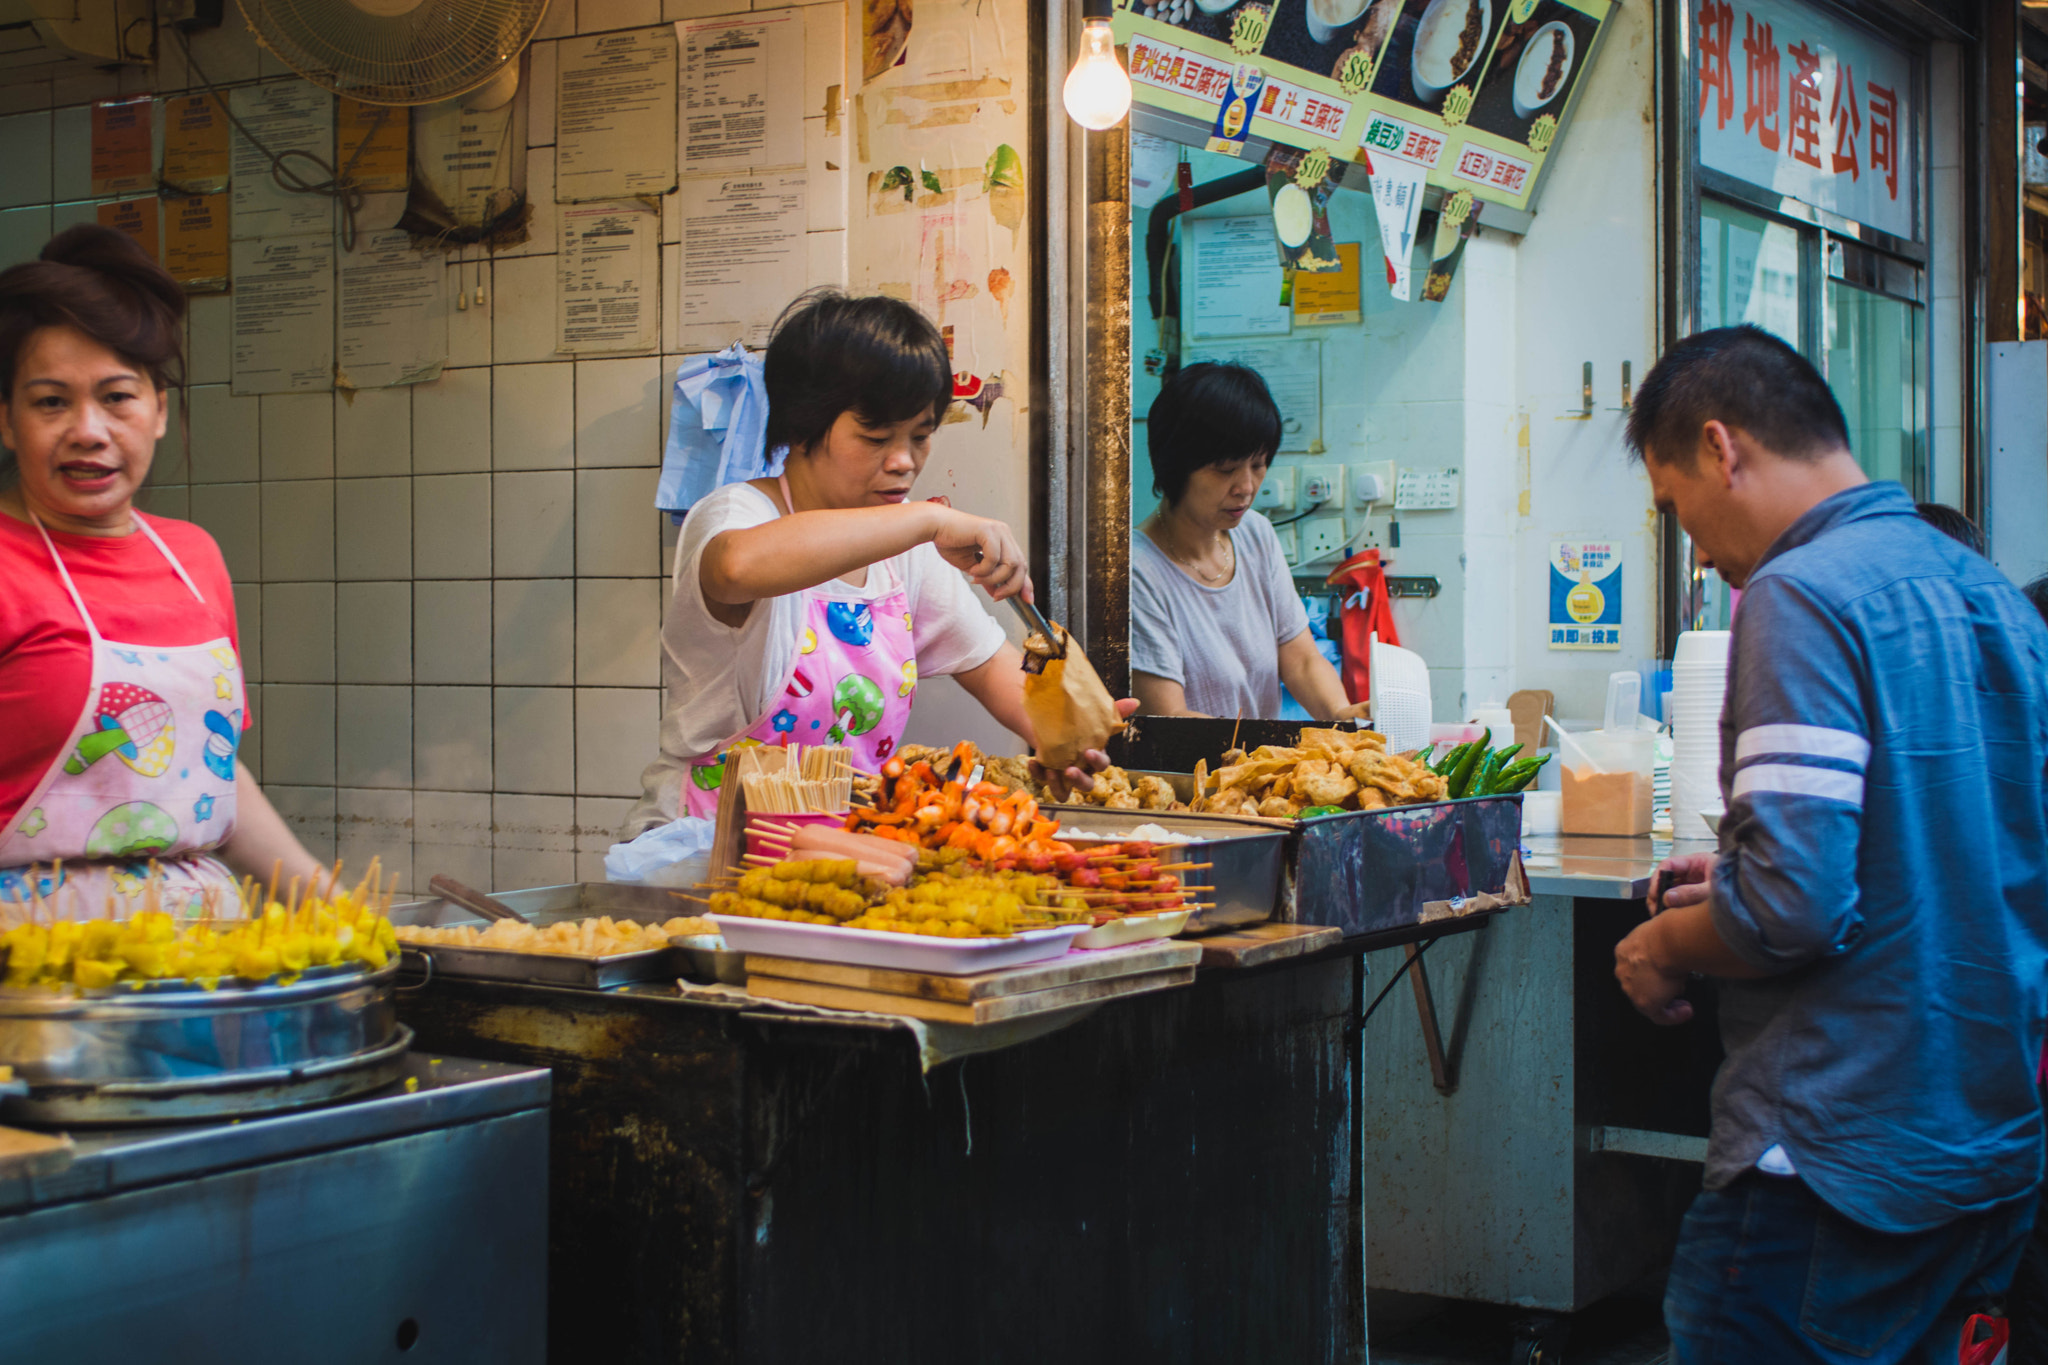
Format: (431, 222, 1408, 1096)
(1521, 833, 1718, 900)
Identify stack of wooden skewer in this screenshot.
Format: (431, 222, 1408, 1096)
(740, 745, 855, 814)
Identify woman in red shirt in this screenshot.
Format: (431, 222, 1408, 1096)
(0, 225, 325, 918)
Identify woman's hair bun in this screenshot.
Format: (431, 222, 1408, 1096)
(40, 224, 187, 326)
(0, 224, 188, 395)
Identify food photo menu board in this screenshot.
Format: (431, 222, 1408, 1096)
(1113, 0, 1613, 215)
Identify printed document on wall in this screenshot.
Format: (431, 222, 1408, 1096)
(338, 231, 447, 389)
(678, 173, 805, 350)
(557, 26, 679, 200)
(231, 236, 335, 394)
(414, 100, 521, 229)
(677, 13, 804, 175)
(558, 202, 660, 354)
(230, 84, 335, 240)
(1182, 216, 1291, 340)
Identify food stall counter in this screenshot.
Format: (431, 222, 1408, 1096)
(1519, 833, 1718, 899)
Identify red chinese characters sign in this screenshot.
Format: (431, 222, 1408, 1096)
(1696, 0, 1912, 238)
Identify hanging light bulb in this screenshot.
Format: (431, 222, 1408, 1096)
(1063, 0, 1132, 130)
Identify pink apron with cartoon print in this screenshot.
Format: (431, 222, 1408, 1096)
(679, 477, 920, 818)
(0, 513, 246, 919)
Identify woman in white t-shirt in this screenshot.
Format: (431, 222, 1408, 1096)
(626, 293, 1127, 834)
(1131, 362, 1364, 721)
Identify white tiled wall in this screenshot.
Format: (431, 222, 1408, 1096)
(0, 1, 858, 892)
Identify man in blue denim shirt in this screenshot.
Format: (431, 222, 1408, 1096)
(1614, 326, 2048, 1364)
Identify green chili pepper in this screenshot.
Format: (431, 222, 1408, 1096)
(1448, 741, 1489, 799)
(1503, 754, 1551, 792)
(1477, 743, 1525, 795)
(1431, 741, 1471, 777)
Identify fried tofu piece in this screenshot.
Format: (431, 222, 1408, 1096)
(1257, 795, 1302, 819)
(1135, 775, 1179, 811)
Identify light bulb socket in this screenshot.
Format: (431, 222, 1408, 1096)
(1080, 0, 1115, 21)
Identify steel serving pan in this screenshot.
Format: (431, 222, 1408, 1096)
(390, 882, 705, 989)
(1044, 803, 1288, 932)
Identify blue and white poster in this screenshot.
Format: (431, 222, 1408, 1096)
(1548, 539, 1621, 650)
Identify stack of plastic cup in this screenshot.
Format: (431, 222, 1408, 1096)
(1667, 630, 1732, 841)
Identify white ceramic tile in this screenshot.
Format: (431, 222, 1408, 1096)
(664, 0, 740, 19)
(575, 795, 637, 879)
(50, 201, 97, 234)
(577, 687, 660, 796)
(51, 104, 89, 202)
(526, 41, 558, 147)
(412, 474, 493, 578)
(536, 0, 577, 40)
(337, 685, 413, 788)
(189, 483, 262, 581)
(137, 482, 189, 521)
(805, 229, 845, 288)
(336, 582, 412, 684)
(335, 387, 412, 477)
(151, 386, 188, 484)
(574, 356, 662, 467)
(445, 258, 493, 367)
(805, 118, 847, 232)
(660, 243, 679, 352)
(168, 20, 261, 85)
(261, 581, 336, 684)
(0, 206, 51, 271)
(578, 0, 660, 31)
(187, 294, 231, 386)
(0, 84, 53, 117)
(494, 361, 575, 469)
(504, 149, 557, 256)
(414, 686, 494, 791)
(233, 583, 262, 684)
(187, 386, 260, 483)
(803, 3, 847, 106)
(575, 468, 662, 575)
(267, 785, 338, 862)
(259, 684, 337, 785)
(494, 578, 574, 685)
(337, 788, 414, 896)
(495, 687, 575, 793)
(494, 470, 575, 576)
(260, 480, 335, 582)
(575, 578, 660, 686)
(0, 112, 51, 208)
(493, 793, 577, 890)
(415, 580, 494, 685)
(413, 789, 493, 889)
(259, 393, 335, 479)
(492, 255, 560, 365)
(333, 477, 412, 581)
(412, 367, 493, 473)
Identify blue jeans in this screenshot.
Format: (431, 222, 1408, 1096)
(1666, 1172, 2036, 1364)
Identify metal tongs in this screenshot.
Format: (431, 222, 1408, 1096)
(1009, 596, 1068, 675)
(429, 874, 531, 926)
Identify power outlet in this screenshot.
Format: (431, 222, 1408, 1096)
(1300, 514, 1346, 563)
(1254, 467, 1297, 513)
(1350, 514, 1386, 549)
(1275, 522, 1300, 565)
(1300, 464, 1344, 510)
(1351, 460, 1397, 508)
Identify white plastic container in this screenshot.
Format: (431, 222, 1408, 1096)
(1559, 729, 1656, 836)
(1521, 790, 1562, 836)
(709, 915, 1088, 975)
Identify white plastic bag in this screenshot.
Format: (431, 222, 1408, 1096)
(605, 817, 717, 886)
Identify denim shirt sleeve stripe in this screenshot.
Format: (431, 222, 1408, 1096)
(1734, 724, 1871, 768)
(1731, 764, 1866, 806)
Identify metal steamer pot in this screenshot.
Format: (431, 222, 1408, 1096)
(0, 959, 407, 1125)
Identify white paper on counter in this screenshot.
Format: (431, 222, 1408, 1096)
(230, 84, 336, 240)
(678, 172, 805, 350)
(231, 235, 336, 394)
(1185, 339, 1321, 452)
(1182, 216, 1291, 341)
(337, 230, 448, 389)
(558, 201, 661, 354)
(677, 13, 804, 176)
(1362, 152, 1427, 303)
(557, 26, 679, 201)
(413, 100, 522, 229)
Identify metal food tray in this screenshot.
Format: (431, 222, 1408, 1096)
(1045, 805, 1289, 933)
(389, 882, 712, 990)
(1291, 794, 1528, 937)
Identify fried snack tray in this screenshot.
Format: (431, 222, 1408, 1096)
(389, 882, 727, 990)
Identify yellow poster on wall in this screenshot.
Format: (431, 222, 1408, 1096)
(164, 192, 230, 292)
(91, 97, 154, 197)
(163, 94, 231, 193)
(96, 197, 160, 265)
(337, 98, 410, 194)
(1293, 240, 1362, 323)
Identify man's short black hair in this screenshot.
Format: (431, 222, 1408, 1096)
(2024, 574, 2048, 628)
(1146, 362, 1282, 505)
(763, 290, 953, 456)
(1626, 325, 1850, 467)
(1916, 502, 1985, 556)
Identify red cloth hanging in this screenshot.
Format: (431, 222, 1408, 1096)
(1326, 548, 1399, 706)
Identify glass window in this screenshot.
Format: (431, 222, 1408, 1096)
(1700, 198, 1803, 347)
(1826, 278, 1923, 487)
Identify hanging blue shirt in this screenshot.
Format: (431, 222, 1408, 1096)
(656, 345, 784, 520)
(1704, 480, 2048, 1233)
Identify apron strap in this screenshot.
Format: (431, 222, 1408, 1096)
(26, 511, 100, 643)
(132, 514, 211, 606)
(777, 472, 795, 518)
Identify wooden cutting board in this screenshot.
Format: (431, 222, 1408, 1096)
(743, 939, 1201, 1004)
(1196, 922, 1341, 970)
(0, 1125, 73, 1179)
(747, 963, 1197, 1024)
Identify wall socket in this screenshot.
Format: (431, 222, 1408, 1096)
(1274, 522, 1300, 565)
(1300, 514, 1347, 563)
(1351, 460, 1397, 508)
(1254, 467, 1297, 513)
(1300, 464, 1344, 510)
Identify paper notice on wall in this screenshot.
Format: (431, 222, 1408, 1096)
(1395, 467, 1459, 510)
(95, 197, 160, 264)
(1182, 215, 1291, 341)
(1361, 152, 1426, 302)
(413, 99, 521, 229)
(1185, 340, 1321, 451)
(164, 193, 230, 290)
(337, 99, 410, 194)
(163, 94, 230, 193)
(557, 26, 679, 200)
(558, 201, 660, 354)
(91, 97, 154, 197)
(231, 236, 336, 394)
(337, 230, 447, 389)
(677, 13, 804, 175)
(1293, 242, 1362, 325)
(678, 172, 804, 349)
(231, 83, 335, 239)
(1548, 540, 1623, 650)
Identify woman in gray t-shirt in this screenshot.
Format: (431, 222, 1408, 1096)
(1131, 363, 1364, 721)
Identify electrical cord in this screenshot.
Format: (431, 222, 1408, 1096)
(1268, 497, 1329, 528)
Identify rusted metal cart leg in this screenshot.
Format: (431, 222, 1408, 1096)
(1404, 942, 1455, 1095)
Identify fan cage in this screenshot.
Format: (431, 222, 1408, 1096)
(239, 0, 552, 106)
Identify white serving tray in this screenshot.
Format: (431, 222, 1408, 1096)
(1070, 908, 1192, 951)
(707, 915, 1088, 976)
